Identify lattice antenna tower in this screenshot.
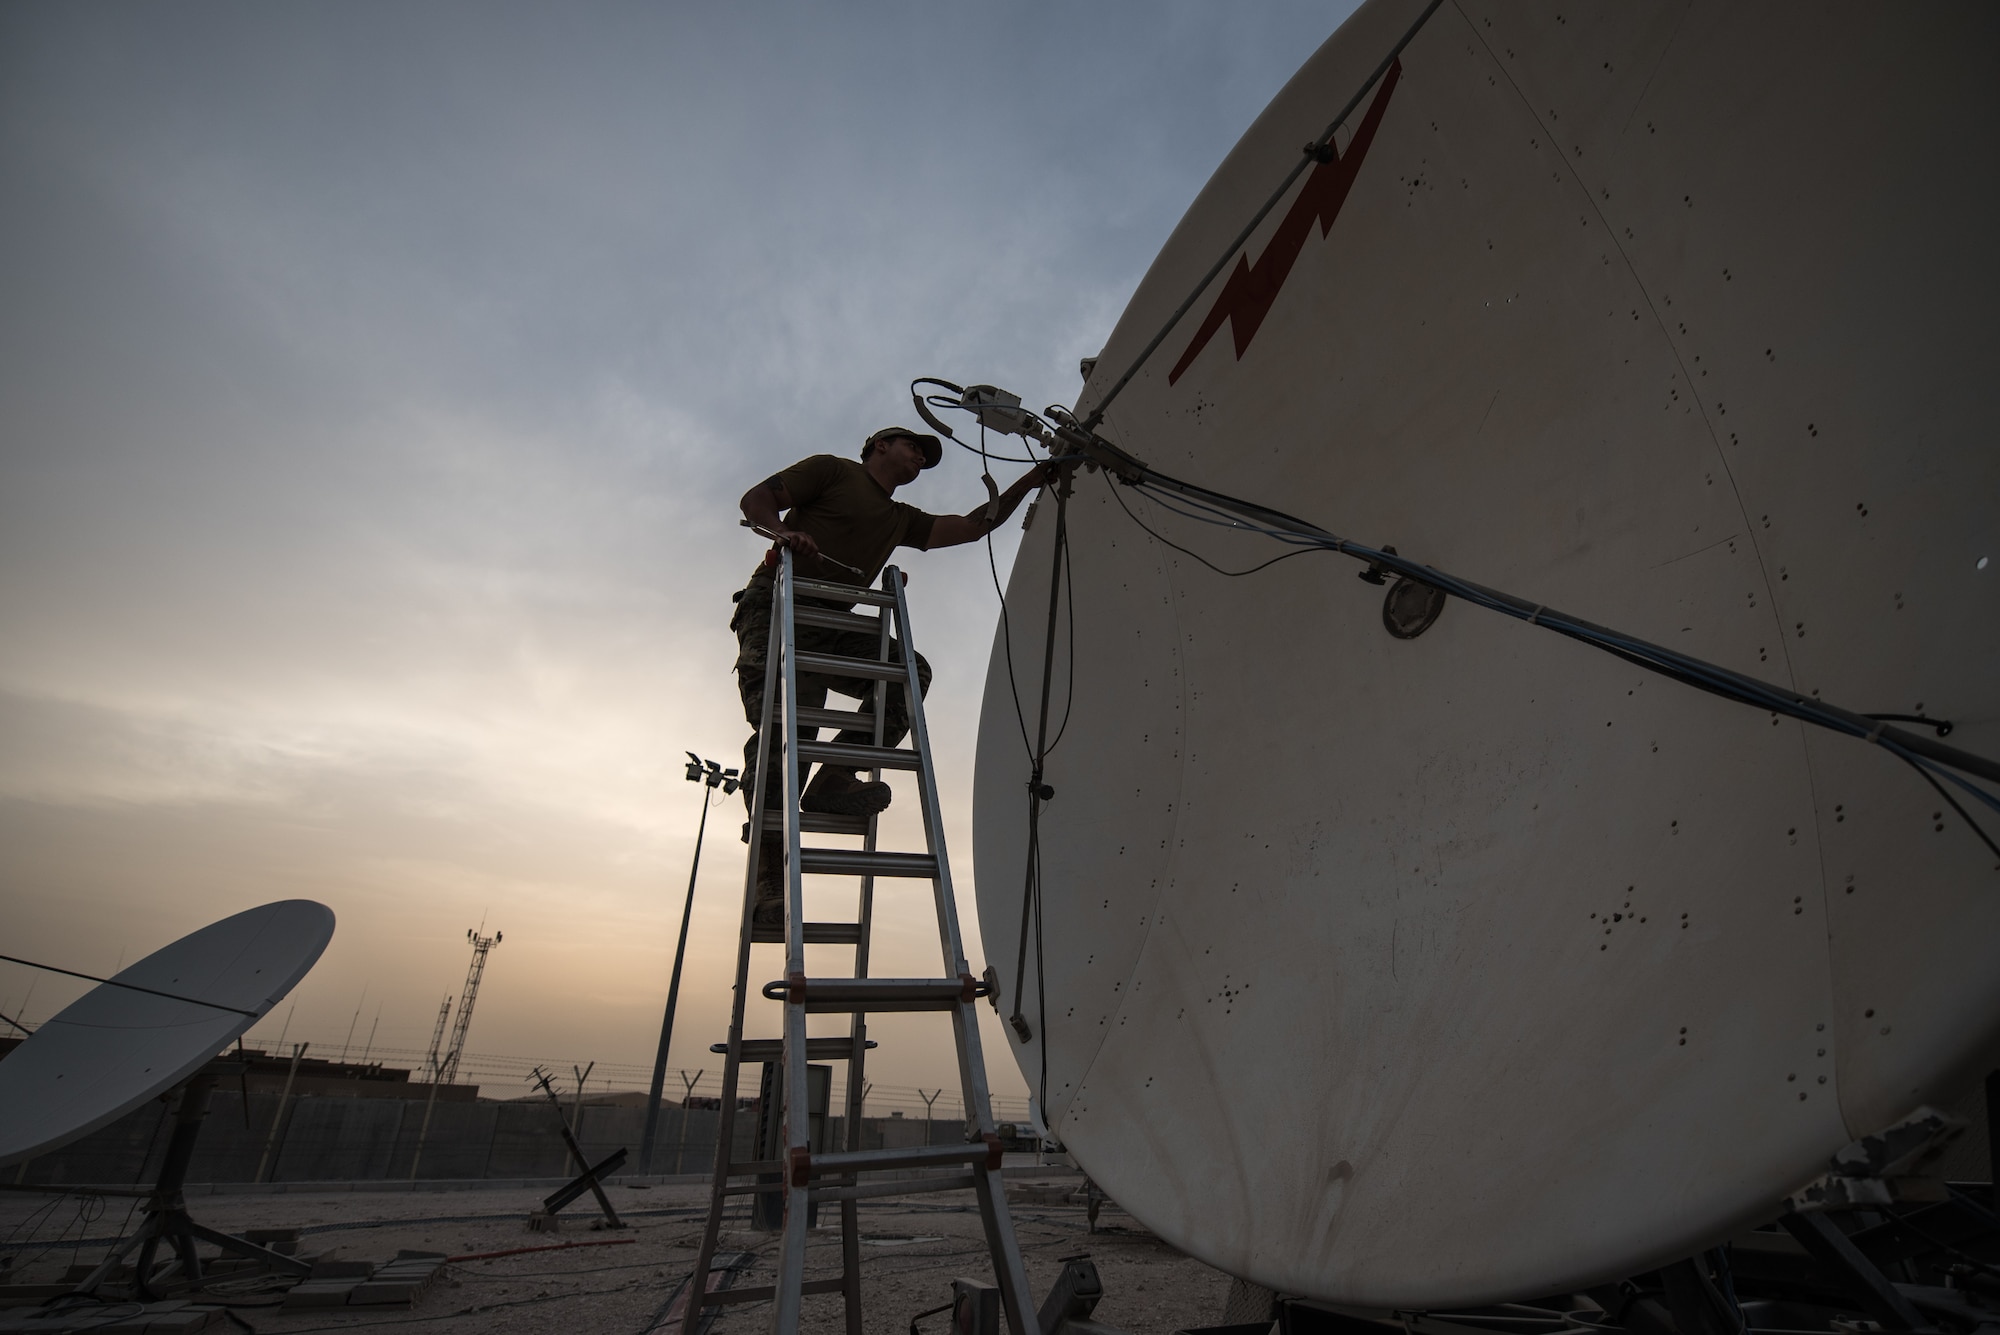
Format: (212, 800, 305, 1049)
(422, 996, 451, 1081)
(437, 926, 501, 1085)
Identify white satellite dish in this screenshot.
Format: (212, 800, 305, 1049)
(0, 900, 335, 1167)
(974, 0, 1998, 1310)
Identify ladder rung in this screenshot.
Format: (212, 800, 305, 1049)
(811, 1172, 975, 1204)
(809, 1143, 1001, 1176)
(722, 1146, 994, 1191)
(763, 976, 986, 1013)
(793, 605, 880, 633)
(714, 1037, 877, 1064)
(707, 1276, 847, 1307)
(794, 577, 894, 607)
(796, 739, 921, 771)
(764, 811, 871, 836)
(795, 705, 873, 734)
(751, 921, 865, 945)
(798, 848, 937, 879)
(721, 1179, 787, 1197)
(794, 649, 905, 682)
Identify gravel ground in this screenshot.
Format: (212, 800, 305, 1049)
(0, 1180, 1232, 1334)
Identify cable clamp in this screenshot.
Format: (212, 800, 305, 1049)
(1358, 545, 1397, 586)
(1050, 421, 1149, 483)
(1529, 605, 1547, 625)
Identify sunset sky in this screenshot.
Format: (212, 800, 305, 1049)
(0, 1, 1357, 1111)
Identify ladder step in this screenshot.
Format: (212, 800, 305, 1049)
(708, 1276, 847, 1307)
(798, 848, 937, 879)
(719, 1179, 789, 1197)
(794, 577, 894, 608)
(794, 649, 906, 682)
(721, 1145, 996, 1186)
(751, 920, 865, 945)
(713, 1037, 877, 1063)
(793, 605, 880, 634)
(761, 976, 988, 1013)
(811, 1172, 976, 1204)
(795, 739, 921, 771)
(764, 811, 871, 836)
(795, 705, 873, 734)
(809, 1142, 1002, 1176)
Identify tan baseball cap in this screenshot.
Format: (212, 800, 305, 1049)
(864, 426, 942, 469)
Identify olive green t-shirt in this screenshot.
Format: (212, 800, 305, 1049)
(754, 454, 938, 590)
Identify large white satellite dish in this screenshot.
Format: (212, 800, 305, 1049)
(0, 900, 336, 1167)
(973, 0, 1999, 1309)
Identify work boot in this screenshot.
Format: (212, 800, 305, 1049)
(800, 767, 892, 817)
(752, 840, 785, 928)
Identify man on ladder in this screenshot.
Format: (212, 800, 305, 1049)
(733, 426, 1053, 928)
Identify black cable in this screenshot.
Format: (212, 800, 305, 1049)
(1044, 502, 1079, 757)
(1033, 801, 1050, 1118)
(1118, 469, 2000, 795)
(981, 426, 1034, 762)
(1081, 459, 2000, 858)
(910, 1299, 956, 1335)
(1080, 0, 1448, 430)
(1105, 475, 1329, 578)
(1902, 758, 2000, 866)
(925, 396, 1044, 464)
(0, 955, 260, 1019)
(910, 379, 1053, 464)
(1009, 479, 1073, 1121)
(0, 1007, 28, 1036)
(963, 409, 1062, 1119)
(1866, 712, 1955, 738)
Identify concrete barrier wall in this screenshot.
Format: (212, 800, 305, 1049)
(11, 1092, 979, 1188)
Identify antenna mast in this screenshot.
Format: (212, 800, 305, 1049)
(438, 927, 500, 1085)
(422, 996, 452, 1081)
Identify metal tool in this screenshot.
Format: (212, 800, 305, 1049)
(685, 547, 1036, 1335)
(740, 520, 869, 579)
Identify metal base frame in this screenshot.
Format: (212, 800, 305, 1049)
(72, 1070, 312, 1300)
(1269, 1185, 2000, 1335)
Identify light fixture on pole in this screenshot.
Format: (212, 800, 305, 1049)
(637, 753, 739, 1175)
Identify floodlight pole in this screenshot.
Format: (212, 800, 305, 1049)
(674, 1068, 702, 1172)
(638, 755, 737, 1174)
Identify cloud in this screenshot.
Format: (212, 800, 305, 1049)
(0, 0, 1358, 1097)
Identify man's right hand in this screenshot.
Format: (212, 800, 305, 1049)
(772, 527, 820, 559)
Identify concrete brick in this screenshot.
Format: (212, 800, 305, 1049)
(281, 1281, 360, 1310)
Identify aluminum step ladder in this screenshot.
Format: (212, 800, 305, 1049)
(686, 548, 1037, 1335)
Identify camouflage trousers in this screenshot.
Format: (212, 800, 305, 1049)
(731, 573, 932, 816)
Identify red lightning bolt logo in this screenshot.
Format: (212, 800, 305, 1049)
(1167, 59, 1404, 386)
